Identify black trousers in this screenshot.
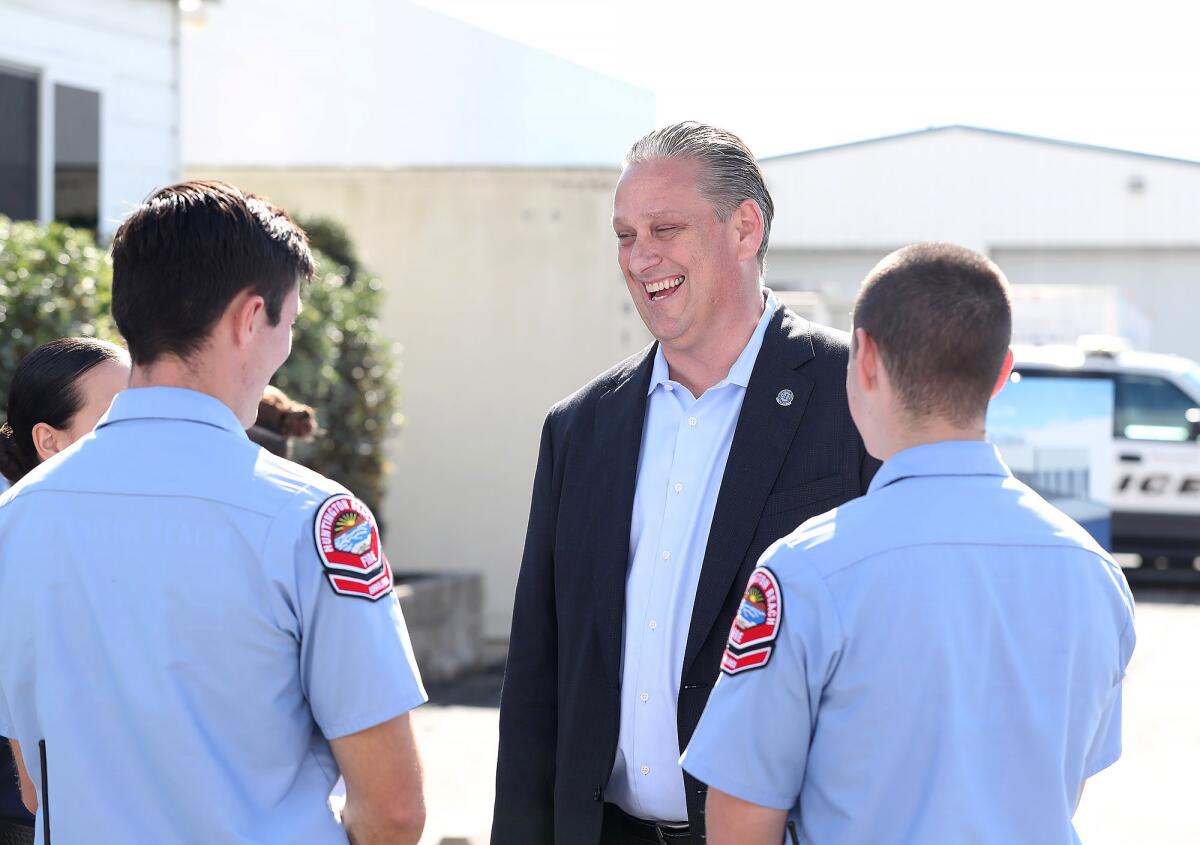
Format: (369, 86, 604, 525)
(0, 817, 34, 845)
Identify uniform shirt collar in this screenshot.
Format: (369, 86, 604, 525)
(647, 288, 779, 396)
(97, 386, 248, 439)
(868, 440, 1011, 494)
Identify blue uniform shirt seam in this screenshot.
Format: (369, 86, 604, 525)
(797, 555, 849, 663)
(814, 539, 1115, 582)
(1, 486, 280, 518)
(257, 478, 348, 634)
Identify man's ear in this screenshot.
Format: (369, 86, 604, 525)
(228, 289, 268, 350)
(991, 348, 1015, 398)
(853, 328, 881, 391)
(31, 421, 65, 462)
(732, 198, 765, 264)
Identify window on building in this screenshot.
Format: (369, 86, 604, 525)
(0, 68, 39, 220)
(54, 84, 100, 230)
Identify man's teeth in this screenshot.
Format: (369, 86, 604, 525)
(645, 276, 685, 294)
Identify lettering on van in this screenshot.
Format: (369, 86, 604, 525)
(1117, 474, 1200, 495)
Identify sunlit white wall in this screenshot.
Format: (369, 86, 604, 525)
(181, 0, 654, 167)
(0, 0, 179, 236)
(762, 127, 1200, 359)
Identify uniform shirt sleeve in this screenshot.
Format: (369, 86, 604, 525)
(681, 550, 844, 811)
(1084, 616, 1135, 779)
(288, 499, 428, 740)
(1082, 683, 1122, 778)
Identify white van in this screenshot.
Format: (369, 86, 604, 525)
(1012, 339, 1200, 569)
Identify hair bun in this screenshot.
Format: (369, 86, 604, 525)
(0, 421, 35, 484)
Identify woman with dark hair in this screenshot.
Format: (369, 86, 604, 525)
(0, 338, 130, 486)
(0, 337, 129, 842)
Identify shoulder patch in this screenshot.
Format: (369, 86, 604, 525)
(313, 494, 393, 601)
(721, 566, 783, 676)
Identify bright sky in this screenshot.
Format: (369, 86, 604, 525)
(413, 0, 1200, 161)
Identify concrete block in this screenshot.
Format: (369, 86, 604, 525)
(395, 572, 484, 686)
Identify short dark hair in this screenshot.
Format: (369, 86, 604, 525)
(111, 181, 314, 365)
(624, 121, 774, 268)
(0, 337, 128, 483)
(852, 243, 1012, 426)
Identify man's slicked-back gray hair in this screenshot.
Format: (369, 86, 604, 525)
(624, 121, 774, 268)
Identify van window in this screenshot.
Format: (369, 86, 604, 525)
(1115, 374, 1200, 442)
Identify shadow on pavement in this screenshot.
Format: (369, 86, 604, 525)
(426, 662, 505, 708)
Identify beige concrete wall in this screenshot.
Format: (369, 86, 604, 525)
(186, 166, 649, 640)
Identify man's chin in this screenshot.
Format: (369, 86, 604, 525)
(640, 310, 691, 345)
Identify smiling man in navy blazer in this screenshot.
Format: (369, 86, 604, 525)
(493, 122, 877, 845)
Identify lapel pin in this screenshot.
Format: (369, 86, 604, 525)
(776, 389, 794, 407)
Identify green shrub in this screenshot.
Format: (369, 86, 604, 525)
(0, 216, 121, 378)
(274, 217, 400, 525)
(0, 214, 399, 527)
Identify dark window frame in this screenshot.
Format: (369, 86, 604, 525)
(0, 64, 40, 221)
(0, 65, 102, 230)
(53, 82, 101, 230)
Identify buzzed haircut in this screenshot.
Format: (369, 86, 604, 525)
(111, 180, 313, 366)
(853, 243, 1012, 426)
(624, 121, 774, 267)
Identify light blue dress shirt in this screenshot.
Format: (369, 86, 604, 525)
(683, 440, 1135, 844)
(606, 290, 779, 822)
(0, 387, 426, 845)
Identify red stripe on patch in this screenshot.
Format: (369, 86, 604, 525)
(720, 567, 784, 676)
(721, 645, 773, 675)
(327, 558, 393, 602)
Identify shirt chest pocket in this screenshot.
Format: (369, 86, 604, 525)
(761, 473, 844, 518)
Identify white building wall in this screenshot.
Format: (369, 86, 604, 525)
(764, 127, 1200, 251)
(761, 128, 1200, 357)
(0, 0, 179, 236)
(181, 0, 655, 168)
(994, 249, 1200, 359)
(764, 249, 883, 330)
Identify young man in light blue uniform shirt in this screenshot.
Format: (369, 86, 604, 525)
(682, 243, 1135, 844)
(0, 182, 427, 844)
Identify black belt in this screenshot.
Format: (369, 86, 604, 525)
(604, 803, 692, 844)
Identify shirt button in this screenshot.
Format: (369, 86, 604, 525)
(687, 416, 698, 427)
(674, 482, 684, 493)
(640, 765, 651, 775)
(640, 692, 649, 702)
(648, 620, 658, 630)
(662, 550, 671, 560)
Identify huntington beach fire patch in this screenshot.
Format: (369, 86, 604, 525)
(721, 567, 782, 675)
(314, 495, 393, 601)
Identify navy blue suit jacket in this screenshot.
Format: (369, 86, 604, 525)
(493, 303, 878, 844)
